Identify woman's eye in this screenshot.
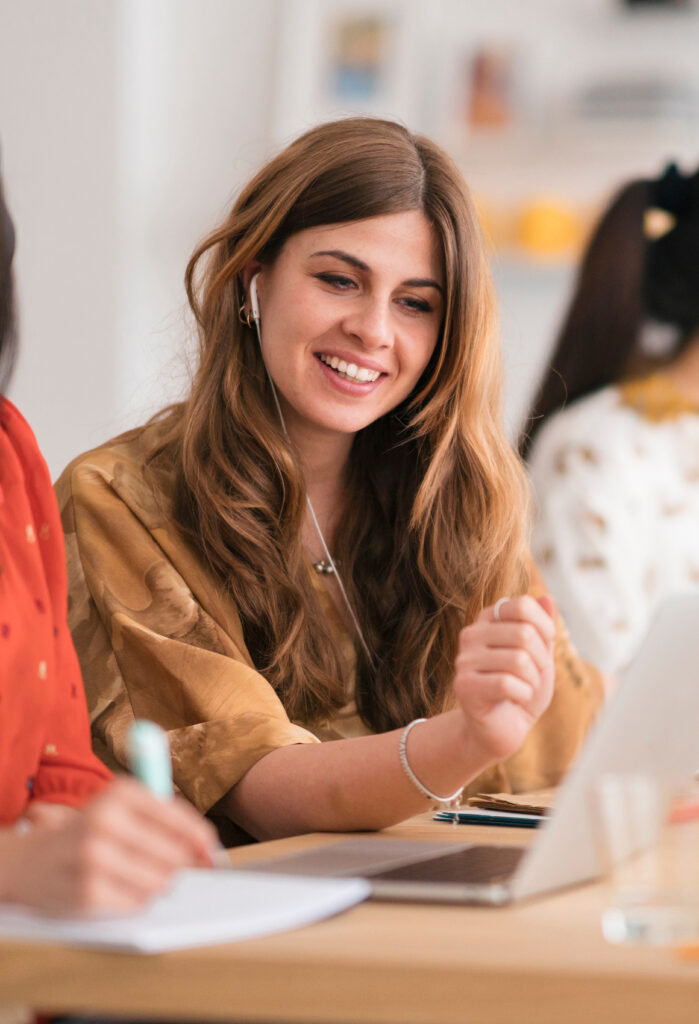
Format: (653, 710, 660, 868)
(315, 272, 356, 290)
(400, 296, 432, 314)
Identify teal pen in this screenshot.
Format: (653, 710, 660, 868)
(126, 719, 174, 799)
(126, 719, 230, 868)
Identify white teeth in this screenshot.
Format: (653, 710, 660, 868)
(318, 354, 381, 384)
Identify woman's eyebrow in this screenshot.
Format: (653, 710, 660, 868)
(403, 276, 444, 295)
(310, 249, 370, 271)
(309, 250, 443, 294)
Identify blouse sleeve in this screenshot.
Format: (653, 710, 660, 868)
(527, 403, 655, 673)
(1, 401, 112, 808)
(32, 619, 113, 808)
(56, 450, 319, 815)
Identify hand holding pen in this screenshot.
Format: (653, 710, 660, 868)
(0, 723, 219, 915)
(127, 719, 230, 867)
(127, 718, 177, 799)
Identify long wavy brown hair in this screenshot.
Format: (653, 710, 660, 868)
(150, 117, 529, 733)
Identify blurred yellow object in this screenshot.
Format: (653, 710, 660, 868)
(675, 942, 699, 961)
(472, 195, 517, 255)
(516, 198, 584, 258)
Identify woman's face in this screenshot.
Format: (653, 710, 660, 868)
(250, 210, 444, 445)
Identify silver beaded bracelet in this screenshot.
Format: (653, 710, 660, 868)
(398, 718, 464, 808)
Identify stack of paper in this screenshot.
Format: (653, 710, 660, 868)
(434, 790, 554, 828)
(0, 869, 369, 953)
(466, 790, 555, 815)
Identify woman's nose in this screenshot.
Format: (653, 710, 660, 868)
(342, 297, 392, 350)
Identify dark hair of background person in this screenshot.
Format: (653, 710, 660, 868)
(147, 116, 530, 735)
(520, 164, 699, 458)
(0, 171, 17, 395)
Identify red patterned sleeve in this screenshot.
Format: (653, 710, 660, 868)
(4, 401, 112, 807)
(32, 617, 113, 808)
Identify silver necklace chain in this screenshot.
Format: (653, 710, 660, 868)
(253, 316, 375, 666)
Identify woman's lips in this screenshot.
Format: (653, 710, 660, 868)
(315, 354, 385, 394)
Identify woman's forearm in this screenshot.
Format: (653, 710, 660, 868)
(217, 709, 494, 840)
(219, 595, 557, 840)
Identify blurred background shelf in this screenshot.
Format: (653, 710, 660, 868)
(1, 0, 697, 469)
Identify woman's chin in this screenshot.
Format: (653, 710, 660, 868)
(286, 405, 384, 440)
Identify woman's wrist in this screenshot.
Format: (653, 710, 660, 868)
(399, 719, 465, 805)
(0, 826, 31, 904)
(440, 706, 496, 774)
(400, 709, 492, 803)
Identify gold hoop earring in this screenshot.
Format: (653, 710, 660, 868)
(238, 302, 255, 329)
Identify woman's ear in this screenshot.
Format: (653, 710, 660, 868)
(241, 260, 263, 294)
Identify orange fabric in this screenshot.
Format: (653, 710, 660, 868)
(0, 399, 111, 823)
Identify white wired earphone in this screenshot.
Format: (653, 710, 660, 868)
(247, 274, 374, 665)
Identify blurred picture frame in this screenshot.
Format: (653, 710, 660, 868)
(271, 0, 433, 143)
(328, 14, 390, 103)
(463, 45, 518, 131)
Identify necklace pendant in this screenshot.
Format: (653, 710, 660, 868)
(312, 559, 336, 575)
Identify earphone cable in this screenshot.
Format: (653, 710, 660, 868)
(252, 314, 375, 667)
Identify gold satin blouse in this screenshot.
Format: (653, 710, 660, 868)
(55, 421, 603, 818)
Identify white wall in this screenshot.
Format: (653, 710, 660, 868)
(2, 0, 698, 472)
(0, 0, 119, 475)
(0, 0, 277, 476)
(114, 0, 278, 435)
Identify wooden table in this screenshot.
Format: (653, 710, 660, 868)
(0, 814, 696, 1023)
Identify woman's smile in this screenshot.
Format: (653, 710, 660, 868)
(316, 352, 384, 387)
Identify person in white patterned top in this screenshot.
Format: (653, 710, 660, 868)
(521, 164, 699, 674)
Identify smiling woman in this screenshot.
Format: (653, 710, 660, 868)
(55, 118, 602, 843)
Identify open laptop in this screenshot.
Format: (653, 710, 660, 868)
(239, 593, 699, 905)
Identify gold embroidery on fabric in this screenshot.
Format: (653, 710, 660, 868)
(620, 375, 699, 423)
(579, 447, 599, 465)
(577, 555, 607, 570)
(582, 508, 606, 531)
